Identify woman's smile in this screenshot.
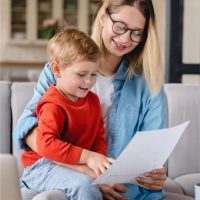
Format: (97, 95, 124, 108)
(112, 39, 129, 51)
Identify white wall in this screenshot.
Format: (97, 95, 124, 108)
(183, 0, 200, 64)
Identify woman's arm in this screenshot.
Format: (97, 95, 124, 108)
(13, 63, 56, 150)
(24, 127, 37, 151)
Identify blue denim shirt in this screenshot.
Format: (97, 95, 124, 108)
(13, 59, 167, 200)
(107, 59, 166, 199)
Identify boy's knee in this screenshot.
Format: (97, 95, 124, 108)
(75, 174, 93, 187)
(73, 185, 103, 200)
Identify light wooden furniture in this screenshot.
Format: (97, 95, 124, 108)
(3, 0, 100, 46)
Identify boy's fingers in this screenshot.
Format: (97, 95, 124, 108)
(99, 166, 106, 174)
(107, 157, 115, 163)
(105, 162, 111, 169)
(94, 168, 101, 176)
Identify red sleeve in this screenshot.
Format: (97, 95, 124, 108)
(90, 96, 107, 155)
(36, 103, 82, 164)
(91, 116, 107, 155)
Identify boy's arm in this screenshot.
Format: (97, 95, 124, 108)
(38, 103, 113, 175)
(36, 103, 82, 164)
(90, 97, 107, 155)
(55, 162, 97, 179)
(13, 63, 56, 150)
(90, 117, 107, 155)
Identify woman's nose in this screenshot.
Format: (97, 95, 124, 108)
(119, 30, 131, 43)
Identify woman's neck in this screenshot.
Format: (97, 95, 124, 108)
(99, 54, 122, 76)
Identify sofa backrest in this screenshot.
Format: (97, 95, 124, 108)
(0, 81, 11, 153)
(1, 81, 200, 179)
(11, 82, 36, 176)
(164, 84, 200, 178)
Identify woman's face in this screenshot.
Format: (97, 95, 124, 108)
(101, 5, 146, 58)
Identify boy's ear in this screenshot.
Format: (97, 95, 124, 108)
(51, 60, 61, 77)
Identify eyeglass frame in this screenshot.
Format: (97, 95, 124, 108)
(106, 10, 146, 43)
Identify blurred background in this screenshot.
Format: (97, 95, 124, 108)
(0, 0, 199, 83)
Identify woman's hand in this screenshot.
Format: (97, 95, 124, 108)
(99, 184, 128, 200)
(136, 167, 167, 190)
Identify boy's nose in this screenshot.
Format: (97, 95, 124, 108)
(85, 77, 91, 84)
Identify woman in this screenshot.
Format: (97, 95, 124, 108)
(14, 0, 167, 199)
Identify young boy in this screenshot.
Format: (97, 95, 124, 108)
(21, 27, 113, 200)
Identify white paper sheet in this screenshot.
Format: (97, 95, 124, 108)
(92, 121, 190, 185)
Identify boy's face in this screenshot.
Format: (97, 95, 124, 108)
(57, 60, 99, 101)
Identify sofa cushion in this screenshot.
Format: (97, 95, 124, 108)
(21, 187, 38, 200)
(164, 84, 200, 178)
(175, 173, 200, 197)
(164, 192, 194, 200)
(32, 190, 67, 200)
(0, 81, 11, 153)
(11, 82, 36, 177)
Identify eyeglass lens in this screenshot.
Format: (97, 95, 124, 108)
(107, 11, 144, 43)
(113, 22, 144, 43)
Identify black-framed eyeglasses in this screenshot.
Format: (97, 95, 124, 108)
(106, 11, 145, 43)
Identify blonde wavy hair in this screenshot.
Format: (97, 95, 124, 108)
(47, 26, 100, 69)
(91, 0, 163, 95)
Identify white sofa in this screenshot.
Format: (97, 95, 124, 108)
(0, 81, 200, 200)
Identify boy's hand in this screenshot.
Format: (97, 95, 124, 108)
(80, 149, 114, 176)
(79, 165, 97, 179)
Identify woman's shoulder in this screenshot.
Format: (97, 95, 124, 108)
(129, 75, 164, 100)
(39, 62, 56, 81)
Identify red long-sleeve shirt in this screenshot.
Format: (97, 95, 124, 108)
(21, 85, 107, 168)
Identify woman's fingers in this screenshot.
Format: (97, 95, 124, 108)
(99, 184, 128, 200)
(145, 168, 167, 182)
(144, 168, 167, 182)
(144, 171, 167, 180)
(135, 168, 167, 190)
(136, 176, 165, 190)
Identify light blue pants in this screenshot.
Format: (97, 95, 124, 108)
(21, 158, 103, 200)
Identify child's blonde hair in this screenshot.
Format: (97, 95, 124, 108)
(47, 27, 100, 69)
(92, 0, 163, 95)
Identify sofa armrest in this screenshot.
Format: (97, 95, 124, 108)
(175, 173, 200, 197)
(164, 177, 184, 195)
(0, 154, 22, 200)
(0, 81, 11, 153)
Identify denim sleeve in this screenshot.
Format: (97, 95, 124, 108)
(13, 63, 56, 149)
(140, 86, 167, 131)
